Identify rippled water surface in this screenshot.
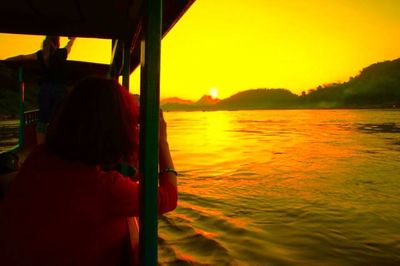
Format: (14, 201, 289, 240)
(159, 110, 400, 265)
(0, 120, 18, 153)
(1, 110, 400, 265)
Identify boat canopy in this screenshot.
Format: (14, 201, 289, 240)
(0, 0, 195, 72)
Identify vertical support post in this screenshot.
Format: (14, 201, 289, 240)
(139, 0, 162, 264)
(109, 39, 117, 78)
(109, 39, 122, 79)
(121, 40, 131, 176)
(122, 40, 130, 88)
(18, 66, 25, 149)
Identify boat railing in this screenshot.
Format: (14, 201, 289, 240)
(24, 109, 39, 125)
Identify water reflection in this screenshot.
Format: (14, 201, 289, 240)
(0, 120, 18, 153)
(357, 122, 400, 133)
(161, 110, 400, 265)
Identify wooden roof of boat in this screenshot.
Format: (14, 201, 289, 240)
(0, 0, 194, 39)
(0, 0, 195, 72)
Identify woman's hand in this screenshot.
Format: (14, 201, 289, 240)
(158, 110, 177, 187)
(159, 110, 168, 145)
(65, 37, 76, 54)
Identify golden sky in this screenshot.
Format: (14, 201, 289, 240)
(1, 0, 400, 100)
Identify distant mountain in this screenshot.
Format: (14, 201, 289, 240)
(161, 94, 220, 111)
(300, 58, 400, 108)
(194, 95, 220, 105)
(160, 97, 193, 105)
(162, 58, 400, 111)
(218, 89, 298, 110)
(161, 89, 298, 111)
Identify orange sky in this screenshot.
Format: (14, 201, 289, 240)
(1, 0, 400, 100)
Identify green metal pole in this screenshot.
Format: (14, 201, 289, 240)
(18, 66, 24, 149)
(139, 0, 162, 264)
(121, 40, 130, 176)
(122, 40, 130, 88)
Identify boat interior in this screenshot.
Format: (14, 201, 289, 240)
(0, 0, 195, 264)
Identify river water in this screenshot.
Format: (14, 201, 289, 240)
(0, 119, 19, 153)
(1, 109, 400, 265)
(159, 109, 400, 265)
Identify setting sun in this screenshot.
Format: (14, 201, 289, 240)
(1, 0, 400, 101)
(209, 87, 218, 99)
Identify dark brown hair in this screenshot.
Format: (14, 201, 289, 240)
(42, 36, 60, 62)
(46, 76, 139, 165)
(44, 36, 60, 48)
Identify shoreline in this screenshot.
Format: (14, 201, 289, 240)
(2, 106, 400, 119)
(161, 106, 400, 112)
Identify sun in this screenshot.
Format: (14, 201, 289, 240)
(209, 87, 218, 99)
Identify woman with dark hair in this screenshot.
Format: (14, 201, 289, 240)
(7, 35, 76, 144)
(0, 76, 178, 265)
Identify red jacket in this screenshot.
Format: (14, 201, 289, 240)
(0, 146, 177, 266)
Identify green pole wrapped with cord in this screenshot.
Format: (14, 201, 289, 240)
(139, 0, 162, 264)
(18, 66, 24, 149)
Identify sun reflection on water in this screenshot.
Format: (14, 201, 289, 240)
(161, 110, 400, 265)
